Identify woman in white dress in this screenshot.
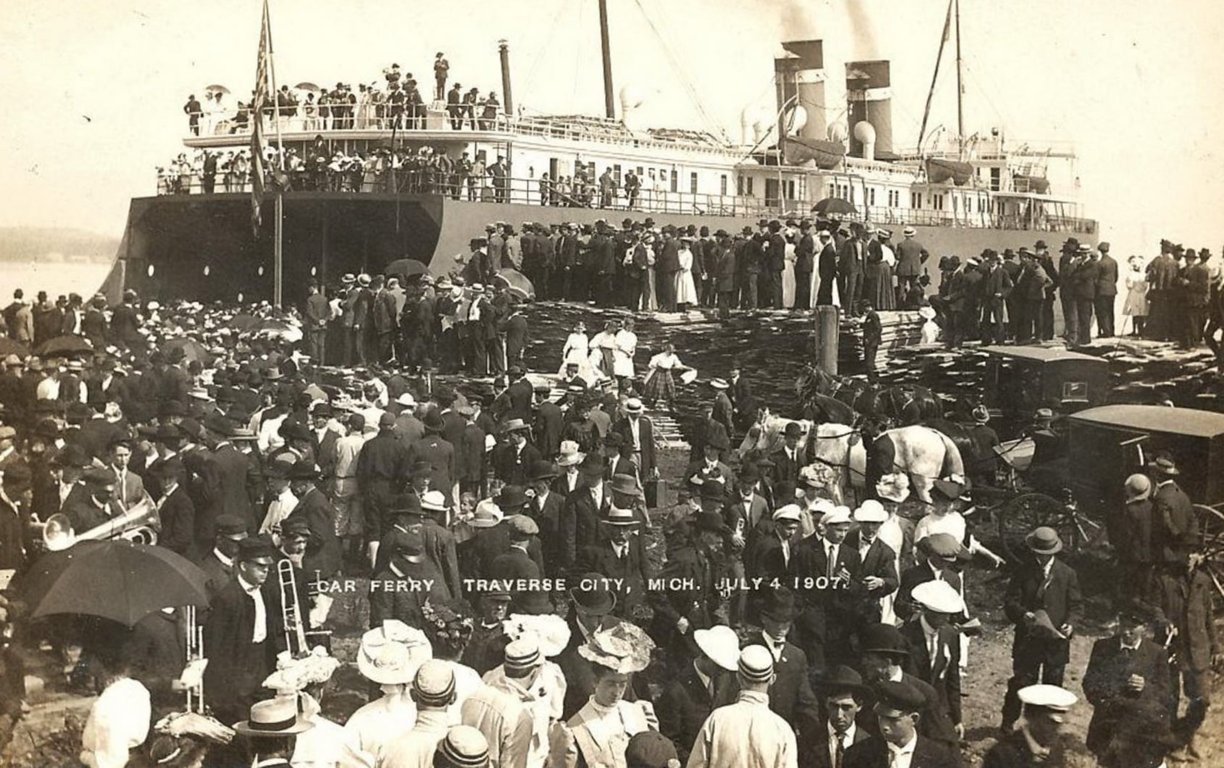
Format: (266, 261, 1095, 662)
(588, 321, 619, 382)
(675, 237, 699, 310)
(564, 623, 657, 768)
(643, 342, 687, 411)
(612, 318, 637, 383)
(558, 321, 596, 385)
(782, 230, 797, 309)
(1123, 255, 1149, 337)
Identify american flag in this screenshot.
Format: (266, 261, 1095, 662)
(250, 0, 272, 234)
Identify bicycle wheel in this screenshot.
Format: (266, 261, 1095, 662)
(997, 492, 1068, 562)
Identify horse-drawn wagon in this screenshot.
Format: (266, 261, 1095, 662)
(980, 345, 1110, 430)
(991, 404, 1224, 592)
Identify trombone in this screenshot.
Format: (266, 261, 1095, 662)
(185, 605, 205, 713)
(278, 559, 310, 657)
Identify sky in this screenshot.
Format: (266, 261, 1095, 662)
(2, 0, 1223, 255)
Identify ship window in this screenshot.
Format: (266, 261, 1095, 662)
(869, 188, 876, 206)
(990, 167, 1000, 192)
(786, 180, 795, 199)
(738, 176, 744, 195)
(690, 172, 698, 194)
(744, 176, 753, 195)
(720, 175, 728, 195)
(670, 170, 678, 193)
(912, 192, 922, 209)
(613, 164, 622, 184)
(637, 166, 644, 176)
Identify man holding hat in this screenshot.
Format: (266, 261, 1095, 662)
(843, 679, 959, 768)
(657, 624, 739, 763)
(1082, 600, 1173, 768)
(687, 645, 798, 768)
(203, 535, 278, 724)
(981, 685, 1077, 768)
(1000, 527, 1081, 733)
(812, 666, 871, 768)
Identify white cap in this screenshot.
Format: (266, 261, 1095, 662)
(822, 505, 852, 526)
(772, 504, 802, 523)
(853, 499, 888, 523)
(1018, 684, 1077, 712)
(397, 393, 417, 407)
(911, 580, 965, 614)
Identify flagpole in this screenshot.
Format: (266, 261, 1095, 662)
(265, 0, 285, 308)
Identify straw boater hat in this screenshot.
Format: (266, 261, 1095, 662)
(737, 646, 775, 683)
(911, 580, 966, 615)
(1018, 684, 1077, 715)
(578, 621, 656, 674)
(502, 614, 571, 658)
(853, 499, 889, 523)
(435, 725, 490, 768)
(601, 505, 640, 527)
(232, 696, 314, 737)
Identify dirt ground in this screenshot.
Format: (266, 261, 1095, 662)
(6, 444, 1223, 767)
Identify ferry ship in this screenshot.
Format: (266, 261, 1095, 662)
(105, 0, 1096, 304)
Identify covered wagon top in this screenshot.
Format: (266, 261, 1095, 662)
(980, 345, 1104, 365)
(1068, 404, 1224, 439)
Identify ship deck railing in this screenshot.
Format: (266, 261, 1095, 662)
(151, 170, 1096, 235)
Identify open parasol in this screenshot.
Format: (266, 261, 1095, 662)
(203, 84, 230, 96)
(811, 197, 858, 216)
(159, 337, 212, 366)
(494, 268, 536, 301)
(384, 258, 429, 282)
(34, 335, 92, 356)
(293, 82, 321, 93)
(22, 540, 210, 627)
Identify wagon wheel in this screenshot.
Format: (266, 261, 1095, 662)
(996, 492, 1078, 562)
(1194, 504, 1224, 601)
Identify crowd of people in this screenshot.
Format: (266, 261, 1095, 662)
(182, 57, 504, 138)
(0, 261, 1218, 768)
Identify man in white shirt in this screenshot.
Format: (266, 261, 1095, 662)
(687, 645, 797, 768)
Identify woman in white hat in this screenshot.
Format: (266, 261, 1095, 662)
(565, 622, 658, 768)
(343, 622, 434, 765)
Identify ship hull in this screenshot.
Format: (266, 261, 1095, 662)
(105, 192, 1097, 305)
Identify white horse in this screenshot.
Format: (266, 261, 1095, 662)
(807, 423, 964, 504)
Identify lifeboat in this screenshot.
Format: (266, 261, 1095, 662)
(925, 157, 974, 185)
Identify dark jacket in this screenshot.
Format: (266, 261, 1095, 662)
(533, 401, 564, 459)
(1095, 254, 1119, 296)
(559, 482, 610, 570)
(901, 620, 963, 728)
(1082, 635, 1172, 761)
(202, 577, 274, 723)
(843, 735, 959, 768)
(156, 485, 196, 557)
(612, 416, 655, 479)
(1003, 558, 1082, 665)
(1151, 479, 1197, 563)
(284, 487, 343, 582)
(1150, 567, 1219, 671)
(657, 664, 730, 764)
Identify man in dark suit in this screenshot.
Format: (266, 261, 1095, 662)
(1148, 452, 1199, 563)
(204, 415, 259, 534)
(792, 506, 863, 668)
(197, 513, 249, 600)
(62, 467, 119, 535)
(765, 220, 788, 308)
(578, 506, 653, 618)
(656, 227, 680, 312)
(526, 461, 564, 578)
(844, 679, 960, 768)
(1094, 243, 1119, 337)
(847, 500, 900, 623)
(202, 536, 276, 725)
(533, 387, 564, 460)
(769, 422, 804, 508)
(559, 455, 610, 572)
(1000, 527, 1082, 733)
(982, 685, 1078, 768)
(793, 220, 816, 310)
(657, 624, 738, 764)
(487, 514, 542, 583)
(1083, 601, 1173, 768)
(612, 397, 655, 484)
(896, 534, 965, 624)
(409, 410, 456, 505)
(901, 581, 965, 743)
(491, 418, 541, 487)
(151, 459, 196, 557)
(816, 230, 838, 306)
(737, 228, 762, 310)
(456, 404, 487, 498)
(649, 511, 726, 657)
(284, 463, 343, 585)
(1069, 243, 1099, 346)
(504, 367, 534, 422)
(857, 623, 961, 753)
(811, 666, 872, 768)
(837, 227, 866, 316)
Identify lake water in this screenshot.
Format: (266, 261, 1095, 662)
(0, 261, 114, 300)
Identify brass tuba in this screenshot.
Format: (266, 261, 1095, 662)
(42, 498, 160, 552)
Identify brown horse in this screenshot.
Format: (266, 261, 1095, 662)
(796, 365, 943, 427)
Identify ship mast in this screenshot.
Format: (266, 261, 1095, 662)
(598, 0, 616, 119)
(954, 0, 965, 159)
(916, 0, 954, 156)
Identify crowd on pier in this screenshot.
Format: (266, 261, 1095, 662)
(0, 245, 1218, 767)
(182, 56, 505, 138)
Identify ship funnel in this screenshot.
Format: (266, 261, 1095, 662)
(846, 60, 892, 158)
(774, 40, 827, 148)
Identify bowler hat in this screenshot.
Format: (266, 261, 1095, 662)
(817, 665, 870, 697)
(859, 623, 909, 657)
(569, 573, 617, 615)
(1025, 526, 1063, 555)
(759, 587, 797, 624)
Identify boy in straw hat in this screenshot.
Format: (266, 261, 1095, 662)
(233, 696, 314, 768)
(687, 646, 797, 768)
(1000, 527, 1082, 734)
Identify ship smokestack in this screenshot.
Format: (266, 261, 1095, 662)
(775, 40, 826, 149)
(846, 59, 892, 158)
(498, 40, 514, 118)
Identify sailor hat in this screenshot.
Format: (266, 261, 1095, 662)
(1018, 684, 1077, 713)
(911, 580, 965, 614)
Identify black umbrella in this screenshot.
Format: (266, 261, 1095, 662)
(812, 197, 858, 216)
(23, 540, 210, 627)
(0, 337, 29, 359)
(34, 335, 93, 356)
(384, 258, 429, 282)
